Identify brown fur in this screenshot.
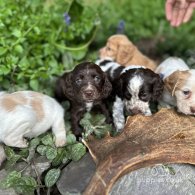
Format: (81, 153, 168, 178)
(1, 94, 27, 111)
(164, 70, 191, 95)
(30, 99, 44, 122)
(1, 92, 44, 121)
(99, 34, 157, 70)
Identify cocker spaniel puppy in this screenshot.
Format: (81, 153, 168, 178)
(97, 59, 164, 131)
(156, 57, 195, 115)
(0, 91, 66, 166)
(99, 34, 157, 71)
(54, 62, 112, 136)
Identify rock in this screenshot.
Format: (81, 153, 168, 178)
(0, 169, 18, 195)
(14, 156, 51, 177)
(57, 153, 96, 195)
(111, 164, 195, 195)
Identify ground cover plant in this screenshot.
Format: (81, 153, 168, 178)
(0, 0, 195, 194)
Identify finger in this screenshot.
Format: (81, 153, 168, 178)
(176, 3, 189, 26)
(165, 0, 175, 20)
(183, 2, 195, 23)
(171, 0, 186, 26)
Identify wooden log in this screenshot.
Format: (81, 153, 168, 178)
(83, 108, 195, 195)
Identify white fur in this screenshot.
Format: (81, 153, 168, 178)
(96, 59, 145, 79)
(155, 57, 189, 78)
(112, 96, 125, 132)
(86, 102, 93, 112)
(0, 91, 66, 166)
(125, 75, 152, 116)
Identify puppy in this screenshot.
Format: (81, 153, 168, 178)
(97, 59, 164, 131)
(54, 62, 112, 136)
(0, 91, 66, 166)
(156, 57, 195, 115)
(99, 34, 157, 71)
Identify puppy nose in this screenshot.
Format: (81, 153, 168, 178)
(190, 107, 195, 113)
(84, 90, 94, 97)
(131, 108, 142, 115)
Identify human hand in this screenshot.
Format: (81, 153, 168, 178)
(165, 0, 195, 27)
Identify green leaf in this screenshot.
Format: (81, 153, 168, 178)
(67, 143, 86, 161)
(45, 168, 61, 188)
(52, 148, 67, 166)
(41, 134, 54, 146)
(14, 45, 23, 54)
(0, 47, 7, 55)
(29, 79, 39, 91)
(12, 29, 22, 38)
(36, 145, 47, 156)
(29, 137, 40, 149)
(14, 176, 37, 194)
(66, 134, 76, 145)
(46, 147, 57, 160)
(0, 171, 21, 188)
(69, 47, 88, 60)
(4, 146, 21, 166)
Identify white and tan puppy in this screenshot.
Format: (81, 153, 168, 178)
(156, 57, 195, 115)
(0, 91, 66, 165)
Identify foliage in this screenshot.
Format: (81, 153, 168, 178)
(92, 0, 195, 58)
(0, 0, 99, 94)
(80, 112, 112, 139)
(0, 131, 86, 194)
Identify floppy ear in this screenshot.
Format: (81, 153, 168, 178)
(54, 72, 74, 102)
(101, 74, 112, 99)
(164, 71, 180, 95)
(152, 74, 164, 101)
(116, 44, 135, 65)
(113, 76, 124, 99)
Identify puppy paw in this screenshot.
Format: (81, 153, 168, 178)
(16, 139, 29, 148)
(55, 137, 66, 147)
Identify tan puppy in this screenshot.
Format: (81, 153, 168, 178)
(99, 34, 157, 70)
(156, 57, 195, 115)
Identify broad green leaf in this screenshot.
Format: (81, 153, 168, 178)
(36, 145, 47, 156)
(41, 134, 54, 146)
(52, 148, 66, 166)
(29, 79, 39, 91)
(0, 47, 7, 55)
(14, 45, 23, 54)
(46, 147, 57, 160)
(0, 171, 21, 188)
(67, 143, 86, 161)
(30, 137, 40, 149)
(66, 134, 76, 145)
(12, 29, 22, 38)
(45, 168, 61, 188)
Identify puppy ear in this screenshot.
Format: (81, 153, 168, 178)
(54, 73, 74, 102)
(116, 44, 135, 65)
(101, 75, 112, 99)
(164, 71, 180, 95)
(113, 76, 124, 98)
(152, 74, 164, 101)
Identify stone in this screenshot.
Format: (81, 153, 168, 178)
(111, 164, 195, 195)
(57, 153, 96, 195)
(14, 156, 51, 178)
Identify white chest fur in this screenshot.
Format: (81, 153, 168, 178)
(86, 102, 93, 112)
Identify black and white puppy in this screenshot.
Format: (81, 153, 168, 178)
(54, 62, 112, 136)
(96, 59, 164, 131)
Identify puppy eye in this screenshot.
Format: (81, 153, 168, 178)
(140, 92, 147, 98)
(75, 78, 82, 85)
(124, 91, 132, 100)
(106, 47, 111, 51)
(183, 90, 191, 96)
(94, 75, 101, 83)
